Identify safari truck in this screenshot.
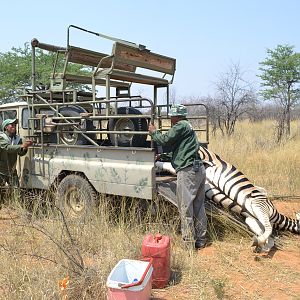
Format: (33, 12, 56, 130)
(0, 25, 209, 216)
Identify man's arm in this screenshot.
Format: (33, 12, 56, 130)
(0, 137, 32, 155)
(148, 123, 183, 147)
(0, 137, 21, 153)
(18, 139, 33, 156)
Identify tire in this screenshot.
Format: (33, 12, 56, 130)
(108, 107, 148, 147)
(51, 105, 95, 145)
(55, 174, 97, 219)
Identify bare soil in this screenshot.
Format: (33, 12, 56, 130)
(0, 199, 300, 300)
(152, 199, 300, 300)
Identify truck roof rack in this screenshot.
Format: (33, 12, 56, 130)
(24, 25, 208, 149)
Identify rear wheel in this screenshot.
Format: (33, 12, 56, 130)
(108, 107, 148, 147)
(55, 174, 97, 219)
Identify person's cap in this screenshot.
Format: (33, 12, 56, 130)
(169, 104, 188, 117)
(2, 118, 18, 130)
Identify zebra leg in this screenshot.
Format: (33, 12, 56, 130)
(246, 200, 273, 251)
(244, 217, 274, 252)
(261, 236, 275, 252)
(245, 217, 263, 238)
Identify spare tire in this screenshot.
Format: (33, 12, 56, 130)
(51, 105, 95, 145)
(108, 107, 148, 147)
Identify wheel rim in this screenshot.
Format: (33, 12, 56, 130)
(60, 124, 78, 145)
(114, 118, 135, 144)
(64, 186, 85, 216)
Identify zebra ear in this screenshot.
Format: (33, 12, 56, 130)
(295, 212, 300, 221)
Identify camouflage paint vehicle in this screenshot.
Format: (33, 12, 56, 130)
(0, 25, 208, 217)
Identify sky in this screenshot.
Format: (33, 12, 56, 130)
(1, 0, 300, 101)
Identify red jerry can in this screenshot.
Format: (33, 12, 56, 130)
(142, 234, 171, 289)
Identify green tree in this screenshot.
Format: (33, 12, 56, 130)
(258, 45, 300, 138)
(0, 43, 88, 103)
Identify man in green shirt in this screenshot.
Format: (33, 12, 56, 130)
(148, 104, 208, 250)
(0, 118, 32, 187)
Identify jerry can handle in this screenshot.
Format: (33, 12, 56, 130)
(119, 257, 153, 289)
(154, 233, 163, 242)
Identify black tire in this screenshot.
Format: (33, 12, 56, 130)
(55, 174, 97, 218)
(108, 107, 148, 147)
(51, 105, 95, 145)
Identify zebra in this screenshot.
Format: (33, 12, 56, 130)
(155, 147, 300, 252)
(198, 145, 300, 252)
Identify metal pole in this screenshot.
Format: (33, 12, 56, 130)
(153, 86, 157, 119)
(31, 44, 36, 92)
(67, 24, 147, 50)
(40, 117, 45, 177)
(106, 75, 111, 117)
(166, 85, 170, 117)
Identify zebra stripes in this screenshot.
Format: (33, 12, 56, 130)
(199, 145, 300, 250)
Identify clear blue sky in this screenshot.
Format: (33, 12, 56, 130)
(1, 0, 299, 100)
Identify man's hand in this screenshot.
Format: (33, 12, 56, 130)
(155, 154, 161, 161)
(148, 123, 157, 134)
(22, 140, 33, 150)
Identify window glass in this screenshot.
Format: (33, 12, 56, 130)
(22, 108, 30, 129)
(22, 108, 38, 129)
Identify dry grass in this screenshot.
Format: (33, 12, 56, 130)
(0, 119, 300, 300)
(209, 119, 300, 196)
(0, 195, 187, 299)
(0, 191, 251, 300)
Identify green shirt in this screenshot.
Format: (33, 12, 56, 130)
(151, 120, 199, 172)
(0, 132, 27, 177)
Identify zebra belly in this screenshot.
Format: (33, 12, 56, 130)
(205, 182, 243, 214)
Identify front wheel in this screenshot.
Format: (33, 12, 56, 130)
(55, 174, 97, 219)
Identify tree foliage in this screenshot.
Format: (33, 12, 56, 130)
(258, 44, 300, 137)
(0, 44, 88, 103)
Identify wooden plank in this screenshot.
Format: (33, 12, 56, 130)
(68, 46, 136, 72)
(97, 69, 169, 86)
(113, 42, 176, 75)
(64, 74, 129, 88)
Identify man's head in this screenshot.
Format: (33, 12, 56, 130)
(169, 104, 187, 125)
(2, 119, 18, 136)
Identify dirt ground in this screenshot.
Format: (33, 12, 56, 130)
(0, 199, 300, 300)
(152, 199, 300, 300)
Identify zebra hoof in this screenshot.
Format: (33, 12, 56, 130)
(253, 245, 271, 254)
(251, 236, 259, 247)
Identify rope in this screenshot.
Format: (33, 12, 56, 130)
(269, 195, 300, 200)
